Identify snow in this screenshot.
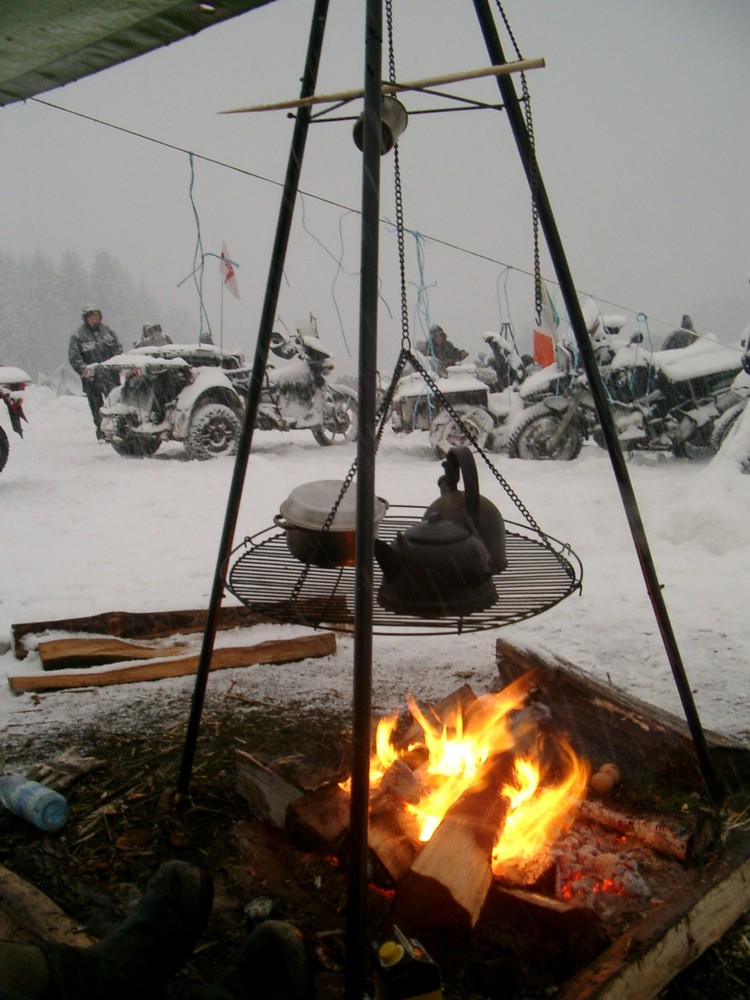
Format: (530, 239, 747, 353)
(1, 385, 749, 763)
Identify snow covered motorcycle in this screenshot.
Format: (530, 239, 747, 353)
(508, 331, 744, 461)
(245, 319, 358, 446)
(390, 329, 533, 459)
(0, 366, 30, 473)
(503, 314, 630, 460)
(95, 344, 246, 459)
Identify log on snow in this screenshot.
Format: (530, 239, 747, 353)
(11, 606, 268, 658)
(495, 638, 750, 793)
(38, 636, 189, 671)
(8, 632, 336, 694)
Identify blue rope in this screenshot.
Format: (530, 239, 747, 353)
(187, 153, 213, 344)
(299, 194, 353, 357)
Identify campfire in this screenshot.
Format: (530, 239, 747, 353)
(336, 674, 652, 939)
(233, 638, 750, 996)
(348, 673, 589, 873)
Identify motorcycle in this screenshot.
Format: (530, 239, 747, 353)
(390, 328, 533, 459)
(505, 312, 632, 460)
(0, 366, 30, 473)
(508, 328, 745, 461)
(248, 317, 358, 446)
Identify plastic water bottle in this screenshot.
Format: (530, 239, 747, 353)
(0, 775, 69, 832)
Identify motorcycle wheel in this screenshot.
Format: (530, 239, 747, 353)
(507, 409, 583, 460)
(428, 404, 495, 460)
(185, 403, 241, 460)
(111, 436, 161, 458)
(710, 401, 746, 454)
(0, 426, 8, 473)
(312, 394, 358, 446)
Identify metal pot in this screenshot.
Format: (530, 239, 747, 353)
(275, 480, 389, 568)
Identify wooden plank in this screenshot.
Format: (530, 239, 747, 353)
(556, 829, 750, 1000)
(8, 632, 336, 694)
(38, 636, 188, 670)
(11, 606, 268, 658)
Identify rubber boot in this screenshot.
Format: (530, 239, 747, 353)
(204, 921, 315, 1000)
(39, 860, 213, 1000)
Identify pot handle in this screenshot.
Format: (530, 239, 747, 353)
(273, 514, 294, 530)
(444, 446, 480, 517)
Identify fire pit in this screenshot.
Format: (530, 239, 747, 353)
(234, 640, 750, 998)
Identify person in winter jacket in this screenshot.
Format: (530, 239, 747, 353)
(68, 306, 123, 437)
(135, 322, 172, 348)
(428, 324, 469, 366)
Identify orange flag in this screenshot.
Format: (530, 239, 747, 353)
(532, 282, 558, 367)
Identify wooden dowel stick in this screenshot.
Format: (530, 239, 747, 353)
(220, 58, 545, 115)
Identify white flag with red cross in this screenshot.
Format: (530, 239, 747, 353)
(220, 242, 240, 299)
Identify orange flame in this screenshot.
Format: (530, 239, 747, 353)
(358, 674, 590, 863)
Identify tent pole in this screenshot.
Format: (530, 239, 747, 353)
(344, 1, 382, 996)
(176, 0, 331, 798)
(472, 0, 723, 804)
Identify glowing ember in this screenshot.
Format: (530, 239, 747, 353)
(354, 674, 591, 863)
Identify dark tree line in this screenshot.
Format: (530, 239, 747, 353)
(0, 248, 192, 377)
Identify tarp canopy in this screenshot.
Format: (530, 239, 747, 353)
(0, 0, 276, 108)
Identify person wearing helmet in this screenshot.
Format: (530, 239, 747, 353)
(135, 322, 172, 348)
(68, 306, 123, 437)
(428, 324, 469, 366)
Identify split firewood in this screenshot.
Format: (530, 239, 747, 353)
(366, 791, 422, 884)
(393, 683, 478, 752)
(480, 883, 611, 977)
(285, 782, 351, 854)
(38, 636, 189, 671)
(7, 632, 336, 694)
(378, 759, 427, 805)
(234, 750, 304, 830)
(391, 750, 517, 933)
(577, 799, 720, 864)
(493, 843, 557, 893)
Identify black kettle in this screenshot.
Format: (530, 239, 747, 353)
(375, 446, 507, 617)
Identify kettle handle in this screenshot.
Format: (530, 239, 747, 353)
(444, 446, 480, 518)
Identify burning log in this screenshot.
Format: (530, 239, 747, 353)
(391, 751, 517, 933)
(577, 799, 719, 865)
(366, 791, 422, 884)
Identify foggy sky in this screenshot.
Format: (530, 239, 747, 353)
(2, 0, 748, 368)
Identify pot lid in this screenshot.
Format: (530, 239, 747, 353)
(280, 480, 388, 532)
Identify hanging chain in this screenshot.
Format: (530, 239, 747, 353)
(494, 0, 542, 325)
(386, 0, 412, 354)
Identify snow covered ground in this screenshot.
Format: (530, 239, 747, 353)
(1, 385, 749, 762)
